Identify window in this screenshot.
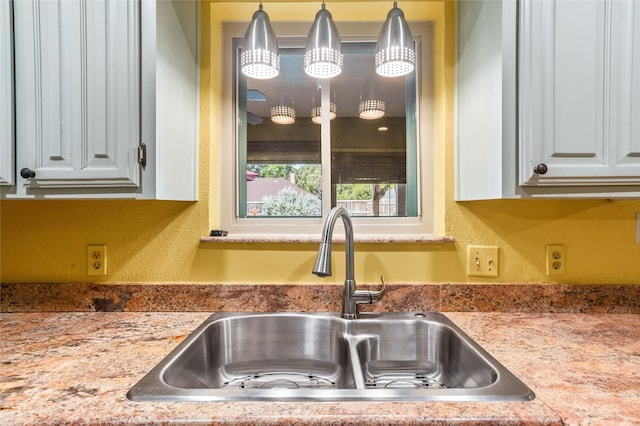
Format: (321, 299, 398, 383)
(220, 22, 434, 236)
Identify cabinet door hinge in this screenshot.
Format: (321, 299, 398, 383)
(137, 143, 147, 168)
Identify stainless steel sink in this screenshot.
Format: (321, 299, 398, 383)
(159, 313, 355, 391)
(127, 312, 535, 402)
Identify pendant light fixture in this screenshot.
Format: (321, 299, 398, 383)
(270, 94, 296, 125)
(270, 105, 296, 124)
(304, 2, 343, 79)
(375, 2, 415, 77)
(311, 88, 337, 124)
(359, 72, 386, 120)
(359, 99, 386, 120)
(241, 3, 279, 80)
(270, 104, 296, 124)
(311, 103, 337, 124)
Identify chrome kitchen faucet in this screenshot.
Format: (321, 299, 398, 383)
(313, 206, 386, 319)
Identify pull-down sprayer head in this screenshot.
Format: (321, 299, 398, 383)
(312, 242, 332, 277)
(312, 207, 353, 280)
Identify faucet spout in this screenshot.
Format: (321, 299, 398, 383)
(313, 207, 354, 281)
(312, 207, 386, 319)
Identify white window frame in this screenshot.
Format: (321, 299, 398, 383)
(219, 21, 435, 238)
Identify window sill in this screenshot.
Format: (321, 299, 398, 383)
(200, 234, 455, 244)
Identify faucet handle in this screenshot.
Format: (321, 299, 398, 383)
(346, 276, 387, 319)
(366, 275, 386, 302)
(354, 276, 386, 304)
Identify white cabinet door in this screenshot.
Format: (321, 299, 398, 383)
(0, 0, 14, 186)
(455, 0, 518, 200)
(519, 0, 640, 187)
(610, 0, 640, 179)
(13, 0, 140, 190)
(139, 0, 199, 201)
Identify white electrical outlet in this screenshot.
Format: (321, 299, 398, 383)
(545, 244, 565, 276)
(88, 244, 107, 276)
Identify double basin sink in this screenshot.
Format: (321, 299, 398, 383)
(127, 311, 534, 402)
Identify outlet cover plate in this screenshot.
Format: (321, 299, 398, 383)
(545, 244, 566, 276)
(466, 245, 499, 277)
(88, 244, 107, 276)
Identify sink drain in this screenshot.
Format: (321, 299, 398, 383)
(366, 374, 447, 389)
(223, 372, 337, 390)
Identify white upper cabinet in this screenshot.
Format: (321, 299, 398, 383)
(3, 0, 198, 200)
(13, 0, 140, 191)
(609, 0, 640, 183)
(456, 0, 518, 200)
(456, 0, 640, 199)
(139, 0, 199, 201)
(519, 0, 640, 189)
(1, 0, 14, 186)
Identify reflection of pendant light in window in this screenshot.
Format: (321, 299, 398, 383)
(270, 105, 296, 124)
(304, 3, 343, 79)
(270, 94, 296, 125)
(376, 2, 415, 77)
(311, 103, 336, 124)
(311, 89, 337, 124)
(359, 72, 386, 120)
(359, 100, 386, 120)
(241, 3, 279, 80)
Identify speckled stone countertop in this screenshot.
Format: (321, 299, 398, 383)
(199, 234, 456, 244)
(1, 312, 639, 425)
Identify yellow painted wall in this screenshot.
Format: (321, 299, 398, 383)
(1, 1, 639, 285)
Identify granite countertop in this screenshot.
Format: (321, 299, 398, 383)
(1, 312, 639, 425)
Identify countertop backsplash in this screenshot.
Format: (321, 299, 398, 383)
(1, 282, 638, 313)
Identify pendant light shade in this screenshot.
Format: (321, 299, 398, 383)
(270, 105, 296, 125)
(375, 2, 415, 77)
(241, 4, 279, 80)
(311, 103, 337, 124)
(304, 3, 343, 79)
(359, 71, 386, 120)
(359, 99, 386, 120)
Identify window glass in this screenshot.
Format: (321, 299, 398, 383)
(330, 42, 416, 217)
(236, 39, 418, 219)
(239, 47, 321, 217)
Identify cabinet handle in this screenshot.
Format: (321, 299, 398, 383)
(20, 168, 36, 178)
(534, 164, 548, 175)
